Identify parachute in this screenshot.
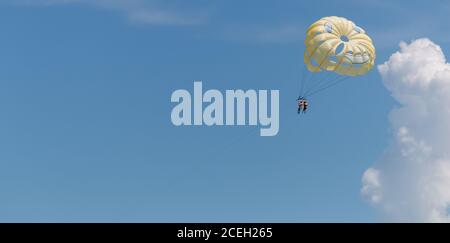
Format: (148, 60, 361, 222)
(299, 16, 375, 98)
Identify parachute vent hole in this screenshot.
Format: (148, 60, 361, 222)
(324, 23, 333, 33)
(328, 56, 338, 63)
(340, 35, 349, 42)
(335, 43, 345, 55)
(310, 57, 320, 67)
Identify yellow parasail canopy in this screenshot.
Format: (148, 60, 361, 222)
(304, 16, 376, 76)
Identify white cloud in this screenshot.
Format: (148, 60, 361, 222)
(362, 38, 450, 222)
(361, 168, 382, 205)
(5, 0, 204, 25)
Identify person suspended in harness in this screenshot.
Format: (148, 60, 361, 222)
(297, 97, 309, 114)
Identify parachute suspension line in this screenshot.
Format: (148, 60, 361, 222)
(300, 57, 314, 97)
(302, 72, 344, 97)
(298, 58, 308, 97)
(304, 76, 350, 98)
(302, 71, 333, 96)
(304, 75, 348, 97)
(300, 69, 313, 98)
(301, 43, 338, 97)
(299, 61, 321, 97)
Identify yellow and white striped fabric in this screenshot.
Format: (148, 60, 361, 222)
(304, 16, 376, 76)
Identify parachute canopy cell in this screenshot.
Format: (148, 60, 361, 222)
(304, 16, 376, 76)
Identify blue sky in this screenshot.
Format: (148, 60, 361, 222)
(1, 0, 450, 222)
